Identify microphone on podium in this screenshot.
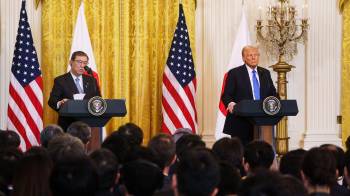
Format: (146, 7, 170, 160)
(84, 65, 93, 76)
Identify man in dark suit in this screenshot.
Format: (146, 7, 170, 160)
(48, 51, 100, 131)
(221, 45, 277, 145)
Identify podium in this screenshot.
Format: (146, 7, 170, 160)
(59, 99, 127, 127)
(234, 99, 298, 144)
(234, 99, 298, 125)
(59, 99, 127, 151)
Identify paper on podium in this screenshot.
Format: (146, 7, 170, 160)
(73, 93, 85, 100)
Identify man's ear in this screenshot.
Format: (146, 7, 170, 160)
(242, 157, 249, 173)
(300, 170, 309, 188)
(115, 172, 120, 185)
(172, 174, 177, 190)
(210, 187, 218, 196)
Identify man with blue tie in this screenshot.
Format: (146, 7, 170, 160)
(221, 45, 277, 145)
(48, 51, 100, 131)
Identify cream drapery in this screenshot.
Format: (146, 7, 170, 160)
(41, 0, 196, 144)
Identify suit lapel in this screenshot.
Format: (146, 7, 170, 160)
(82, 75, 89, 94)
(257, 67, 266, 97)
(66, 73, 79, 94)
(242, 65, 254, 99)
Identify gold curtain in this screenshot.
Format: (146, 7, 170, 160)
(42, 0, 196, 144)
(341, 0, 350, 146)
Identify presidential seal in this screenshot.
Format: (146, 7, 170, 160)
(262, 96, 281, 116)
(88, 96, 107, 116)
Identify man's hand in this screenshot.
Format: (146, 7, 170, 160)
(227, 102, 236, 113)
(57, 98, 69, 108)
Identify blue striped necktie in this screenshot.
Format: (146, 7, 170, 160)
(75, 77, 84, 93)
(252, 70, 260, 100)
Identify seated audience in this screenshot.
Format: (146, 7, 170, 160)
(344, 150, 350, 190)
(239, 170, 307, 196)
(217, 161, 241, 196)
(301, 147, 337, 195)
(175, 147, 220, 196)
(90, 149, 120, 196)
(243, 140, 275, 175)
(148, 133, 176, 192)
(102, 132, 130, 164)
(121, 159, 163, 196)
(40, 124, 64, 148)
(50, 155, 97, 196)
(212, 137, 244, 175)
(66, 121, 91, 150)
(320, 144, 349, 196)
(47, 134, 85, 163)
(0, 148, 23, 196)
(175, 134, 205, 162)
(117, 122, 144, 146)
(279, 148, 306, 180)
(12, 147, 53, 196)
(172, 128, 192, 143)
(0, 130, 21, 149)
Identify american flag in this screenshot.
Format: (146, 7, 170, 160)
(162, 4, 197, 134)
(7, 0, 43, 151)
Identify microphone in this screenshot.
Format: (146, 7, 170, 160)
(84, 65, 93, 76)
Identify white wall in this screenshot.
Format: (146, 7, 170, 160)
(195, 0, 342, 149)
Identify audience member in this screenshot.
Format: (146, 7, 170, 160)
(47, 134, 85, 163)
(239, 170, 307, 196)
(121, 159, 163, 196)
(279, 175, 308, 196)
(148, 133, 176, 192)
(67, 121, 91, 144)
(301, 147, 336, 195)
(344, 150, 350, 189)
(0, 148, 23, 196)
(212, 137, 244, 175)
(279, 148, 306, 180)
(40, 125, 64, 148)
(172, 128, 192, 143)
(217, 161, 241, 196)
(102, 132, 130, 164)
(175, 147, 220, 196)
(243, 140, 275, 175)
(320, 144, 349, 196)
(90, 149, 119, 196)
(12, 147, 53, 196)
(50, 155, 98, 196)
(117, 122, 143, 146)
(175, 134, 205, 162)
(0, 130, 21, 149)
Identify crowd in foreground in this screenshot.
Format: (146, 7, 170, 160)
(1, 122, 350, 196)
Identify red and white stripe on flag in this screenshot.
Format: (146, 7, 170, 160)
(7, 0, 43, 151)
(215, 7, 251, 140)
(162, 4, 198, 135)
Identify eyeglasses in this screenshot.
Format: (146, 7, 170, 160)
(74, 60, 89, 65)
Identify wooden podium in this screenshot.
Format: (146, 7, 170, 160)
(59, 99, 127, 151)
(234, 99, 298, 144)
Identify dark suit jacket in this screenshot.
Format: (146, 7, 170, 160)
(48, 72, 101, 130)
(221, 65, 277, 144)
